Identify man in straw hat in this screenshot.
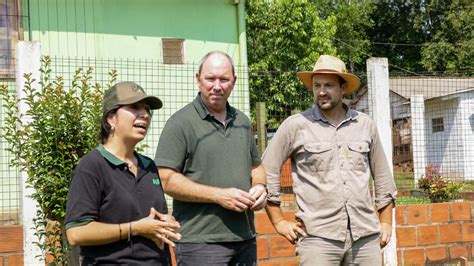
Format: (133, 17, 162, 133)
(262, 55, 397, 265)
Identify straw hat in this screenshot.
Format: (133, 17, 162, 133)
(297, 55, 360, 95)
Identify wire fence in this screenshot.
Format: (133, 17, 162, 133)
(1, 56, 473, 223)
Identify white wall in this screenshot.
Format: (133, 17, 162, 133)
(425, 98, 464, 179)
(459, 91, 474, 180)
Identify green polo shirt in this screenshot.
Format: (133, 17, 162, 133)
(155, 93, 261, 243)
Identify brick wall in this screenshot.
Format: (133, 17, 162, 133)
(396, 202, 474, 265)
(255, 211, 299, 265)
(0, 226, 23, 266)
(256, 202, 474, 265)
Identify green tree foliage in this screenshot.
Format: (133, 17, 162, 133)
(246, 0, 375, 125)
(0, 56, 115, 264)
(369, 0, 473, 74)
(314, 0, 375, 72)
(246, 0, 337, 125)
(368, 0, 426, 72)
(420, 0, 473, 74)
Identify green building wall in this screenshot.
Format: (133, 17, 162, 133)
(24, 0, 250, 153)
(0, 0, 250, 220)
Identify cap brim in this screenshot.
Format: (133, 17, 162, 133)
(297, 71, 360, 95)
(119, 95, 163, 110)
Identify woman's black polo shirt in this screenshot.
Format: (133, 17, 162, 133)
(65, 145, 170, 265)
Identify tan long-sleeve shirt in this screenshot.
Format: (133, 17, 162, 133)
(262, 105, 397, 241)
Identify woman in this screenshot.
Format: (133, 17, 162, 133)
(65, 81, 181, 265)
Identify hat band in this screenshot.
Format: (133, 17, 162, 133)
(313, 68, 346, 74)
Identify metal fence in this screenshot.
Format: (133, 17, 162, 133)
(1, 56, 473, 223)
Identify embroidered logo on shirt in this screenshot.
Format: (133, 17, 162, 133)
(152, 179, 161, 185)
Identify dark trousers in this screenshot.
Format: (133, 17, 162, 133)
(174, 238, 256, 266)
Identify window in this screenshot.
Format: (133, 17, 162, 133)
(162, 38, 184, 64)
(432, 117, 444, 133)
(0, 0, 22, 79)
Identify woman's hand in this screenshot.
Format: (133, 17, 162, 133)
(132, 208, 182, 248)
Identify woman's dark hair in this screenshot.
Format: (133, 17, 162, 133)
(99, 106, 120, 144)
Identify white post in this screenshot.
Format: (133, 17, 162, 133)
(16, 41, 43, 265)
(367, 57, 397, 266)
(410, 95, 426, 183)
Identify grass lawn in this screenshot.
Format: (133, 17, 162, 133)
(396, 195, 430, 205)
(394, 171, 415, 192)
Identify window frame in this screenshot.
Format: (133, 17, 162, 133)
(432, 117, 444, 133)
(0, 0, 23, 79)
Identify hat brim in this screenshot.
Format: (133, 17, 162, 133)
(297, 71, 360, 95)
(119, 95, 163, 110)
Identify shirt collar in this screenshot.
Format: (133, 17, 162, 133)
(192, 92, 236, 120)
(97, 144, 151, 168)
(311, 103, 359, 123)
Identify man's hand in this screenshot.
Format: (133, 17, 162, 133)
(274, 219, 307, 244)
(379, 222, 392, 248)
(249, 184, 267, 211)
(216, 188, 255, 212)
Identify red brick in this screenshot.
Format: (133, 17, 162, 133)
(396, 227, 416, 247)
(395, 206, 405, 225)
(0, 226, 23, 253)
(418, 225, 438, 245)
(426, 246, 447, 262)
(404, 248, 425, 265)
(256, 212, 276, 234)
(430, 203, 450, 223)
(406, 204, 428, 224)
(258, 259, 294, 266)
(260, 258, 298, 266)
(0, 256, 3, 265)
(439, 224, 460, 243)
(397, 250, 402, 265)
(269, 236, 296, 258)
(257, 237, 269, 259)
(449, 245, 468, 259)
(283, 257, 299, 266)
(460, 224, 474, 242)
(452, 202, 471, 221)
(170, 246, 176, 266)
(6, 254, 24, 266)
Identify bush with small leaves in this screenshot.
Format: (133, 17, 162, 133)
(0, 56, 117, 264)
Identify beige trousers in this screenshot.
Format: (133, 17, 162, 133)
(296, 231, 381, 266)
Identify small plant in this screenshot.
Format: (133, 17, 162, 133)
(418, 164, 463, 203)
(0, 56, 116, 264)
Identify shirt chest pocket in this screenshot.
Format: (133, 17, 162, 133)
(303, 142, 334, 172)
(347, 142, 370, 172)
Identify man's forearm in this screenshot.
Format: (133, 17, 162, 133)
(163, 171, 220, 203)
(378, 201, 393, 224)
(251, 164, 266, 186)
(265, 202, 286, 227)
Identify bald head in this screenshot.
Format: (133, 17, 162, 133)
(197, 51, 235, 77)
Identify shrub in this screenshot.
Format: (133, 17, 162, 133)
(418, 164, 463, 203)
(0, 56, 116, 264)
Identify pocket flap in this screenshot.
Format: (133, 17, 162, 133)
(348, 142, 370, 153)
(304, 142, 333, 153)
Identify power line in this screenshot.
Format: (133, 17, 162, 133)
(371, 41, 426, 47)
(332, 37, 423, 76)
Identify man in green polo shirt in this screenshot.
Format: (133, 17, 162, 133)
(155, 51, 267, 265)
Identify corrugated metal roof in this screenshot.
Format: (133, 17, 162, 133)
(389, 77, 474, 100)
